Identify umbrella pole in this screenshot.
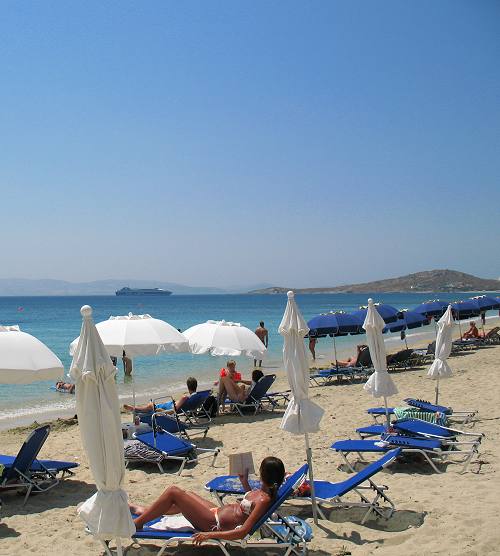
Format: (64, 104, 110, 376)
(131, 357, 136, 424)
(383, 395, 391, 429)
(435, 376, 440, 405)
(333, 336, 338, 369)
(304, 433, 319, 524)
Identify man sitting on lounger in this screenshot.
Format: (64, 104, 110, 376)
(124, 377, 198, 414)
(336, 345, 368, 367)
(462, 321, 480, 340)
(216, 360, 253, 409)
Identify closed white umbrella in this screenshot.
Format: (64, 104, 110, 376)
(279, 291, 324, 524)
(0, 325, 63, 384)
(363, 299, 398, 428)
(427, 305, 454, 404)
(69, 313, 189, 357)
(70, 306, 135, 555)
(183, 320, 267, 358)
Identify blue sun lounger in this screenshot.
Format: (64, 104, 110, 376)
(368, 398, 477, 424)
(309, 367, 356, 386)
(140, 410, 209, 439)
(127, 429, 219, 475)
(117, 464, 311, 556)
(206, 450, 401, 525)
(357, 419, 484, 447)
(0, 425, 78, 504)
(226, 374, 277, 415)
(332, 433, 479, 474)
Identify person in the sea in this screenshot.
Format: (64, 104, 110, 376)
(55, 381, 75, 393)
(462, 321, 480, 340)
(253, 321, 268, 367)
(129, 456, 285, 544)
(336, 344, 368, 367)
(122, 350, 133, 376)
(216, 360, 252, 408)
(124, 377, 198, 414)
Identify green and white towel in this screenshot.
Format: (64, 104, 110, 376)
(394, 406, 448, 426)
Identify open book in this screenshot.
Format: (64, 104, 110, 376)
(229, 451, 255, 476)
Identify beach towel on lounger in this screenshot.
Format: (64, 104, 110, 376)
(393, 407, 448, 426)
(124, 440, 164, 465)
(149, 515, 196, 532)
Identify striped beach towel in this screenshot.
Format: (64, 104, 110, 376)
(394, 407, 448, 426)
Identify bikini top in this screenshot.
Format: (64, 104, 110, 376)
(240, 492, 254, 515)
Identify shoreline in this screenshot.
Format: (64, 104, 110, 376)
(1, 314, 498, 431)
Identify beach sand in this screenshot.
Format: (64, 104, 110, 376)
(1, 342, 499, 556)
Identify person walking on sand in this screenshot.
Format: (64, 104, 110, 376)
(253, 321, 268, 367)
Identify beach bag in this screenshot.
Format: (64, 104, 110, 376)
(202, 395, 218, 417)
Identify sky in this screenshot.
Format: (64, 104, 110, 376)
(1, 0, 499, 288)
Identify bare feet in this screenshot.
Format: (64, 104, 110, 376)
(129, 503, 146, 515)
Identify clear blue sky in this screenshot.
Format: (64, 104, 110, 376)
(1, 1, 499, 287)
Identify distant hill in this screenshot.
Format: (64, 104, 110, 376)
(249, 270, 500, 294)
(0, 278, 274, 296)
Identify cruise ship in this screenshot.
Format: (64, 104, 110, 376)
(115, 287, 172, 296)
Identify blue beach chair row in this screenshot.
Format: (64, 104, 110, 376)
(206, 449, 401, 525)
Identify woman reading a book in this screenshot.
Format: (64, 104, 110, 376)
(129, 456, 285, 544)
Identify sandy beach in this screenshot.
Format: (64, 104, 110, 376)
(1, 339, 499, 556)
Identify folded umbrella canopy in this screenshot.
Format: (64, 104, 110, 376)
(70, 306, 135, 555)
(427, 305, 454, 404)
(362, 299, 398, 428)
(183, 320, 267, 358)
(280, 291, 324, 523)
(0, 325, 63, 384)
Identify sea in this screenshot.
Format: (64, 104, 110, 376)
(1, 292, 499, 429)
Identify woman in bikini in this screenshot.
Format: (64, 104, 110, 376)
(129, 456, 285, 545)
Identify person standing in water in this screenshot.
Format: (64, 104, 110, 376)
(122, 350, 133, 376)
(254, 321, 268, 367)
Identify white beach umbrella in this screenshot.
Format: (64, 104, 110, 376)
(183, 320, 267, 358)
(69, 313, 189, 357)
(363, 299, 398, 428)
(69, 313, 189, 420)
(279, 291, 324, 523)
(0, 325, 63, 384)
(427, 305, 454, 404)
(70, 306, 135, 555)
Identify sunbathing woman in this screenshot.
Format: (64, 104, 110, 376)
(129, 456, 285, 545)
(336, 344, 367, 367)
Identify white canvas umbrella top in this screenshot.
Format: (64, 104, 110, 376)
(183, 320, 267, 357)
(363, 299, 398, 399)
(70, 305, 135, 540)
(69, 313, 189, 357)
(427, 305, 454, 379)
(0, 325, 63, 384)
(279, 292, 324, 434)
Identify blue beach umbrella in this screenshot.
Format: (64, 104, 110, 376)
(307, 312, 364, 367)
(451, 300, 481, 337)
(352, 303, 402, 325)
(383, 310, 429, 348)
(450, 300, 481, 320)
(469, 295, 500, 312)
(413, 300, 448, 319)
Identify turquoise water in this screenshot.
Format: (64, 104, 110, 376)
(0, 292, 498, 428)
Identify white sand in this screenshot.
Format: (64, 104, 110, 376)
(0, 342, 499, 556)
